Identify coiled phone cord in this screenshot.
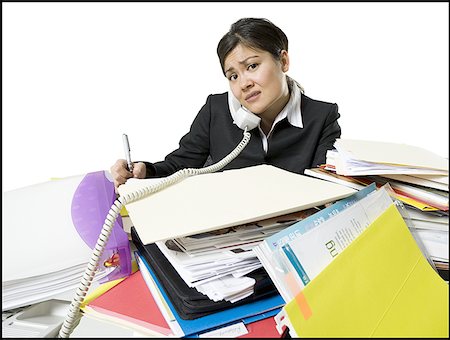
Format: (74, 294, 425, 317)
(58, 128, 251, 338)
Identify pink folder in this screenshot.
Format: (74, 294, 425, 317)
(86, 270, 172, 336)
(87, 269, 284, 338)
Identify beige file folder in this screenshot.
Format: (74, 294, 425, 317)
(118, 165, 356, 244)
(335, 139, 449, 171)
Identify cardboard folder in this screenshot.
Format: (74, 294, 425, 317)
(277, 204, 449, 338)
(118, 165, 355, 244)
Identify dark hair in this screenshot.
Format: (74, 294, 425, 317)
(217, 18, 288, 75)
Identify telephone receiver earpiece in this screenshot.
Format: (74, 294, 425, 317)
(234, 106, 261, 131)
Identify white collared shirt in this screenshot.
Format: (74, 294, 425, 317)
(229, 77, 303, 153)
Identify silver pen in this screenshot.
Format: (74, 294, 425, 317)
(122, 133, 134, 172)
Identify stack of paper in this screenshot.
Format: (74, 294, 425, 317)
(157, 210, 318, 303)
(135, 252, 285, 338)
(381, 173, 448, 191)
(165, 210, 316, 256)
(2, 175, 112, 311)
(306, 139, 449, 276)
(405, 206, 449, 268)
(82, 265, 284, 338)
(119, 165, 356, 304)
(405, 206, 449, 231)
(157, 240, 261, 303)
(326, 139, 449, 176)
(305, 167, 448, 212)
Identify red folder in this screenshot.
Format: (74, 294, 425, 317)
(87, 270, 284, 338)
(239, 316, 283, 338)
(86, 270, 172, 336)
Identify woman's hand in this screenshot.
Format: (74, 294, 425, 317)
(110, 159, 146, 191)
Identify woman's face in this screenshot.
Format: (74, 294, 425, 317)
(224, 43, 290, 119)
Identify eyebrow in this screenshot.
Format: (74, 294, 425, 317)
(224, 55, 259, 75)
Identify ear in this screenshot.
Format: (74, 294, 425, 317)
(280, 50, 289, 73)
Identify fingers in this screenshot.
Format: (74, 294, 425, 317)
(132, 162, 147, 179)
(110, 159, 133, 190)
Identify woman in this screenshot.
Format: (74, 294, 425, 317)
(111, 18, 341, 189)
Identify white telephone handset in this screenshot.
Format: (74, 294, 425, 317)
(234, 106, 261, 131)
(228, 90, 261, 131)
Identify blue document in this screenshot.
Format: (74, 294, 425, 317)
(254, 183, 377, 302)
(135, 252, 283, 337)
(264, 183, 377, 251)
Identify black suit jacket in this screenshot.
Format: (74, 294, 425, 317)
(145, 92, 341, 177)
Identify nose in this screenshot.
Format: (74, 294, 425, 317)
(239, 74, 253, 91)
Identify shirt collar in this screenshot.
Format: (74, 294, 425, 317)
(228, 76, 303, 130)
(275, 77, 303, 129)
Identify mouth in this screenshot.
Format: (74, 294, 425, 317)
(245, 91, 261, 102)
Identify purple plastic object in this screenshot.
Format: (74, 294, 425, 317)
(71, 171, 131, 283)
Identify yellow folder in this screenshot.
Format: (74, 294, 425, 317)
(281, 204, 449, 338)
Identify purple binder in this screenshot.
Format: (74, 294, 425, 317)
(71, 171, 131, 283)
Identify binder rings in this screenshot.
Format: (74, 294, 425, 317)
(276, 204, 449, 337)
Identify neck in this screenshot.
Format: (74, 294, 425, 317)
(259, 85, 291, 135)
(260, 118, 273, 135)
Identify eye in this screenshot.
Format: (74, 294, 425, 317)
(228, 74, 238, 81)
(248, 63, 258, 70)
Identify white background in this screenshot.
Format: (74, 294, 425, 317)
(2, 2, 449, 192)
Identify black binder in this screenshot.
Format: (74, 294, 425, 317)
(131, 226, 278, 320)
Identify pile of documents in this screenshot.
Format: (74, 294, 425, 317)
(326, 139, 449, 176)
(305, 139, 449, 276)
(2, 175, 113, 311)
(157, 209, 318, 303)
(81, 266, 283, 338)
(75, 159, 448, 337)
(253, 184, 378, 301)
(116, 165, 356, 337)
(119, 165, 355, 302)
(268, 188, 448, 337)
(112, 165, 448, 337)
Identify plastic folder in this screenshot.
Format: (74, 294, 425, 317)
(276, 204, 449, 337)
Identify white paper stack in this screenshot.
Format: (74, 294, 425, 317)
(119, 165, 357, 303)
(406, 207, 449, 232)
(2, 176, 111, 311)
(323, 139, 449, 273)
(156, 210, 317, 303)
(327, 139, 449, 176)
